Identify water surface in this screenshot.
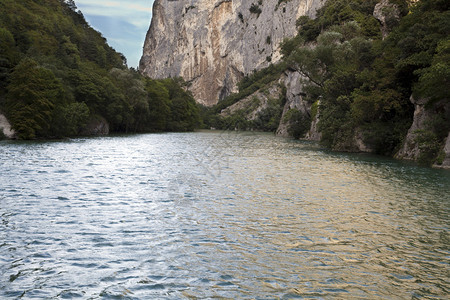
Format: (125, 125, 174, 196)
(1, 131, 449, 298)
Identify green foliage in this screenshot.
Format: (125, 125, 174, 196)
(360, 118, 411, 155)
(162, 78, 200, 132)
(221, 111, 251, 131)
(0, 27, 17, 64)
(201, 0, 446, 164)
(252, 97, 284, 132)
(413, 39, 450, 104)
(284, 109, 311, 139)
(0, 27, 18, 94)
(295, 16, 321, 42)
(415, 129, 442, 166)
(318, 95, 354, 149)
(5, 58, 64, 139)
(276, 0, 440, 154)
(51, 102, 89, 137)
(250, 3, 262, 17)
(204, 84, 285, 132)
(385, 1, 450, 90)
(144, 79, 170, 131)
(238, 12, 244, 23)
(214, 63, 285, 114)
(294, 0, 381, 42)
(0, 0, 201, 139)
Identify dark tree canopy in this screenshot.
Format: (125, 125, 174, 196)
(0, 0, 200, 139)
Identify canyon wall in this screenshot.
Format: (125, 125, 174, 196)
(140, 0, 324, 106)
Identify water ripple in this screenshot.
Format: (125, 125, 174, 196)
(0, 131, 449, 298)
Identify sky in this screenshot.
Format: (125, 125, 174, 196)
(75, 0, 155, 68)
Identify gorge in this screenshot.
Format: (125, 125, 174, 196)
(139, 0, 325, 106)
(139, 0, 450, 168)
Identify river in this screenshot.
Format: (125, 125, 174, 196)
(1, 131, 449, 299)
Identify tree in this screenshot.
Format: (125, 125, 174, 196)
(162, 78, 200, 132)
(5, 58, 64, 139)
(0, 27, 18, 94)
(50, 102, 89, 137)
(145, 79, 170, 131)
(413, 39, 450, 104)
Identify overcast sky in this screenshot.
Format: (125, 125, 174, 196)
(75, 0, 154, 68)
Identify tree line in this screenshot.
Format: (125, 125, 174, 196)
(0, 0, 200, 139)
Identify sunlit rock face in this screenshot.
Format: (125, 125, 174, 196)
(140, 0, 325, 106)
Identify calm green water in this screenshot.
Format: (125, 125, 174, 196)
(0, 131, 449, 299)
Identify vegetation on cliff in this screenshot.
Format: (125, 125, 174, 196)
(205, 0, 449, 164)
(0, 0, 199, 139)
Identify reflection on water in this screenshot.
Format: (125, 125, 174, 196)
(0, 131, 449, 298)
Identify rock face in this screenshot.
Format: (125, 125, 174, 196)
(220, 68, 323, 141)
(396, 96, 429, 160)
(396, 96, 450, 168)
(140, 0, 325, 106)
(220, 81, 282, 122)
(276, 70, 310, 137)
(0, 112, 15, 139)
(373, 0, 401, 39)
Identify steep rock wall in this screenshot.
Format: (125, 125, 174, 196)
(396, 96, 450, 168)
(140, 0, 324, 106)
(0, 112, 15, 139)
(276, 70, 310, 137)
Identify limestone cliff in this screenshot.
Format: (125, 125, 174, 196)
(396, 96, 450, 168)
(140, 0, 325, 106)
(0, 112, 15, 139)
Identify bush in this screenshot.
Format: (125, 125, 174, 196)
(250, 3, 262, 17)
(415, 129, 442, 165)
(284, 109, 310, 139)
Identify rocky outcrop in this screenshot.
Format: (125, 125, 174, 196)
(0, 112, 15, 139)
(220, 81, 282, 122)
(305, 111, 321, 141)
(140, 0, 325, 106)
(436, 133, 450, 169)
(396, 96, 429, 160)
(373, 0, 401, 39)
(353, 129, 374, 153)
(276, 70, 310, 137)
(396, 96, 450, 168)
(220, 68, 323, 140)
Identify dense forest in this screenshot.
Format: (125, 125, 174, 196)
(0, 0, 200, 139)
(205, 0, 449, 165)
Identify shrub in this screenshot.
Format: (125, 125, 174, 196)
(284, 109, 311, 139)
(250, 3, 262, 17)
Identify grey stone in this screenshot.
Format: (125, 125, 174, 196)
(0, 112, 15, 139)
(373, 0, 401, 39)
(140, 0, 325, 106)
